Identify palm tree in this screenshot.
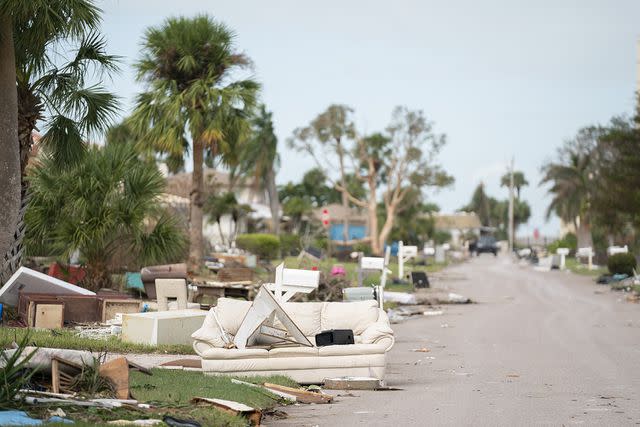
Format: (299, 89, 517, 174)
(131, 15, 259, 270)
(232, 105, 281, 235)
(0, 9, 20, 266)
(25, 143, 186, 291)
(204, 192, 252, 246)
(500, 171, 529, 199)
(540, 150, 594, 249)
(0, 0, 119, 282)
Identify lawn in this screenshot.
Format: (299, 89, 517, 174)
(564, 258, 607, 277)
(0, 328, 195, 355)
(26, 370, 298, 426)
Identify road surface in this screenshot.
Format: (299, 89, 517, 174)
(270, 255, 640, 426)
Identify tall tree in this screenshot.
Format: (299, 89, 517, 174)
(540, 128, 599, 249)
(232, 105, 281, 235)
(500, 170, 528, 199)
(591, 115, 640, 232)
(0, 0, 119, 282)
(0, 9, 20, 265)
(291, 106, 452, 255)
(131, 15, 259, 270)
(289, 105, 355, 244)
(463, 183, 493, 226)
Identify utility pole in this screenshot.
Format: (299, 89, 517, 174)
(507, 158, 515, 253)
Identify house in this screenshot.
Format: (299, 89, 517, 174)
(433, 212, 482, 248)
(313, 203, 368, 244)
(163, 168, 276, 248)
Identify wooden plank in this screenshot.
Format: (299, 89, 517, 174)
(34, 303, 64, 329)
(323, 377, 382, 390)
(51, 358, 60, 394)
(191, 397, 262, 426)
(262, 383, 333, 404)
(99, 357, 130, 399)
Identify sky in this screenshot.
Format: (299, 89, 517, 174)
(99, 0, 640, 237)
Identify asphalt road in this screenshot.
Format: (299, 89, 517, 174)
(270, 255, 640, 426)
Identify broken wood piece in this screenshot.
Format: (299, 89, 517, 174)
(51, 356, 84, 394)
(230, 379, 296, 402)
(126, 359, 153, 375)
(191, 397, 262, 426)
(99, 357, 130, 399)
(323, 377, 382, 390)
(411, 348, 431, 353)
(263, 383, 333, 404)
(159, 359, 201, 370)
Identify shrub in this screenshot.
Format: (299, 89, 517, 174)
(352, 243, 372, 256)
(279, 234, 301, 256)
(547, 232, 578, 255)
(607, 253, 637, 276)
(236, 234, 280, 260)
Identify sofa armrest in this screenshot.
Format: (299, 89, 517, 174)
(359, 309, 395, 352)
(193, 339, 216, 357)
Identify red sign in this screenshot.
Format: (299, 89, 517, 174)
(533, 228, 540, 240)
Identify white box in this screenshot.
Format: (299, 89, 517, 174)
(121, 309, 207, 346)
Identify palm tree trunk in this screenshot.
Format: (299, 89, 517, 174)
(0, 15, 21, 278)
(189, 137, 205, 270)
(266, 167, 280, 235)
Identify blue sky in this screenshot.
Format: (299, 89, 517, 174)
(100, 0, 640, 236)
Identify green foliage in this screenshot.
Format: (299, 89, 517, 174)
(500, 171, 529, 198)
(0, 333, 36, 409)
(4, 0, 120, 168)
(279, 233, 301, 256)
(547, 233, 578, 255)
(236, 234, 280, 260)
(131, 15, 259, 166)
(25, 143, 186, 290)
(352, 242, 372, 256)
(433, 230, 452, 245)
(607, 253, 637, 276)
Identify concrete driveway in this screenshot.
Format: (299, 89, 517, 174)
(269, 255, 640, 426)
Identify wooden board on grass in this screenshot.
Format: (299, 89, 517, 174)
(192, 397, 261, 426)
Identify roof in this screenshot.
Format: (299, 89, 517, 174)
(312, 203, 367, 223)
(164, 169, 258, 199)
(433, 212, 482, 230)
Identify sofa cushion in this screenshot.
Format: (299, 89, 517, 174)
(215, 298, 253, 335)
(199, 347, 268, 360)
(318, 343, 387, 356)
(272, 302, 324, 337)
(191, 308, 228, 348)
(321, 300, 379, 334)
(268, 346, 319, 358)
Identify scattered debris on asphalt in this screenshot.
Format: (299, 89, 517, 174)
(323, 376, 382, 390)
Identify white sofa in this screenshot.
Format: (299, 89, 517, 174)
(192, 298, 394, 384)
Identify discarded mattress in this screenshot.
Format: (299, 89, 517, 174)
(192, 298, 394, 384)
(0, 267, 95, 306)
